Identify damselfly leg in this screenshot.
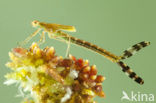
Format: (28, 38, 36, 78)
(65, 36, 71, 57)
(48, 32, 71, 58)
(38, 31, 45, 45)
(19, 28, 41, 47)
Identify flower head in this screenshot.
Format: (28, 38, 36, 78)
(4, 43, 105, 103)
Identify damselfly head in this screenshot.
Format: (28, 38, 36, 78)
(32, 20, 40, 27)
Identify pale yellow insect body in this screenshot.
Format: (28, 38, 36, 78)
(32, 20, 76, 33)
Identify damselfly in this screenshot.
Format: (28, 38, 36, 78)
(20, 20, 150, 85)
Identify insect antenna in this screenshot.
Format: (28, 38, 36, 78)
(120, 41, 150, 60)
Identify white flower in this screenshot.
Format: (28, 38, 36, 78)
(3, 79, 18, 85)
(69, 69, 79, 79)
(61, 87, 72, 103)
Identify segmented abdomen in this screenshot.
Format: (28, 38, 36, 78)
(117, 61, 144, 85)
(58, 31, 149, 85)
(121, 41, 150, 59)
(70, 36, 120, 62)
(59, 31, 120, 62)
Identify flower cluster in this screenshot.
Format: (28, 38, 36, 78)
(4, 43, 105, 103)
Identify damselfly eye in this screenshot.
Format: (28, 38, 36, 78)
(32, 20, 39, 27)
(34, 21, 37, 24)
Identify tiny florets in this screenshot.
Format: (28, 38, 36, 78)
(4, 43, 105, 103)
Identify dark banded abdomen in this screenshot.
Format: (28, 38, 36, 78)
(58, 31, 120, 62)
(58, 31, 147, 85)
(121, 41, 150, 59)
(69, 36, 120, 62)
(117, 61, 144, 85)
